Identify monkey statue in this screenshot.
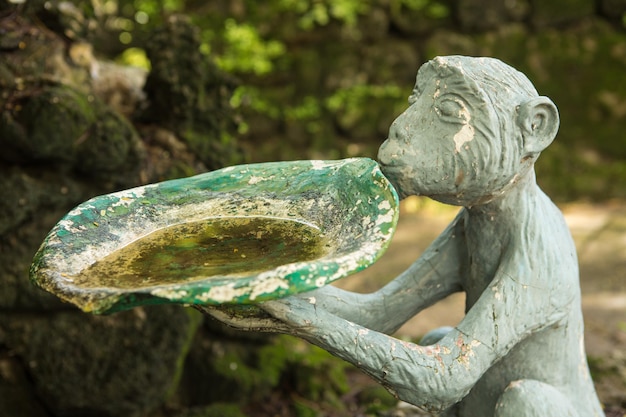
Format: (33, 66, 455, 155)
(205, 56, 605, 417)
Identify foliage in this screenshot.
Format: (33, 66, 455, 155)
(391, 0, 450, 19)
(205, 334, 352, 415)
(115, 47, 150, 69)
(215, 19, 286, 75)
(277, 0, 371, 29)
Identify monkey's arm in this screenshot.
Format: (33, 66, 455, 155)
(309, 209, 467, 334)
(260, 295, 490, 412)
(259, 260, 571, 412)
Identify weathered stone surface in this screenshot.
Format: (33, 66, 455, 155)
(74, 103, 143, 178)
(0, 7, 242, 417)
(0, 306, 201, 417)
(0, 353, 50, 417)
(0, 208, 71, 310)
(0, 165, 143, 311)
(2, 85, 95, 163)
(141, 15, 241, 171)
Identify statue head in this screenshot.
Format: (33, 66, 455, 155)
(378, 55, 559, 206)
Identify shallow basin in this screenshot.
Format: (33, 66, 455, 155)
(30, 158, 399, 314)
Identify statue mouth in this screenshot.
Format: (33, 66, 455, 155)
(376, 162, 414, 199)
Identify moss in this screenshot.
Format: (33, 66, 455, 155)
(141, 16, 242, 170)
(4, 306, 204, 417)
(142, 15, 204, 131)
(179, 329, 284, 405)
(74, 103, 139, 175)
(164, 308, 203, 401)
(10, 85, 96, 163)
(179, 331, 356, 414)
(208, 336, 290, 397)
(358, 385, 398, 414)
(181, 129, 243, 171)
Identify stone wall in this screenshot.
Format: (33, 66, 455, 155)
(0, 9, 243, 416)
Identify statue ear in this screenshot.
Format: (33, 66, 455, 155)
(517, 96, 560, 155)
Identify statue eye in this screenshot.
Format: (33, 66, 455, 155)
(434, 97, 469, 123)
(436, 99, 462, 117)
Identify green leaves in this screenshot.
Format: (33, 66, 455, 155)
(216, 19, 286, 76)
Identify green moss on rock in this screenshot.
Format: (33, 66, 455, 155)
(74, 103, 141, 176)
(141, 15, 242, 170)
(10, 85, 95, 162)
(1, 305, 201, 417)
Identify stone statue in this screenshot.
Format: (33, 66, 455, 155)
(205, 56, 605, 416)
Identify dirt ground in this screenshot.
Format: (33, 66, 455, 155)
(335, 197, 626, 414)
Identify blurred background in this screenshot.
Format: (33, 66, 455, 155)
(1, 1, 625, 416)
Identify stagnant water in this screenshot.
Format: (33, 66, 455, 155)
(71, 217, 331, 289)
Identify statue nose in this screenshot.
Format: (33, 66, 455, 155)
(378, 138, 403, 165)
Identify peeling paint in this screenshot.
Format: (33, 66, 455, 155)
(199, 284, 247, 303)
(378, 200, 392, 211)
(151, 288, 189, 299)
(249, 276, 290, 300)
(455, 336, 481, 370)
(247, 175, 276, 185)
(491, 285, 502, 301)
(453, 102, 475, 153)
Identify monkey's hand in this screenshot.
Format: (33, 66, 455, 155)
(198, 295, 322, 336)
(198, 303, 292, 333)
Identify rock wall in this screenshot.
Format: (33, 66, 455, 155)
(0, 9, 242, 417)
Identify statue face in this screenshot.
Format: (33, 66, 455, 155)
(378, 60, 508, 206)
(378, 56, 559, 207)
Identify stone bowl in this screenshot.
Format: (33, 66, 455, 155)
(30, 158, 399, 314)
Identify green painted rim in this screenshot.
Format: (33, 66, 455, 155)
(30, 158, 399, 314)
